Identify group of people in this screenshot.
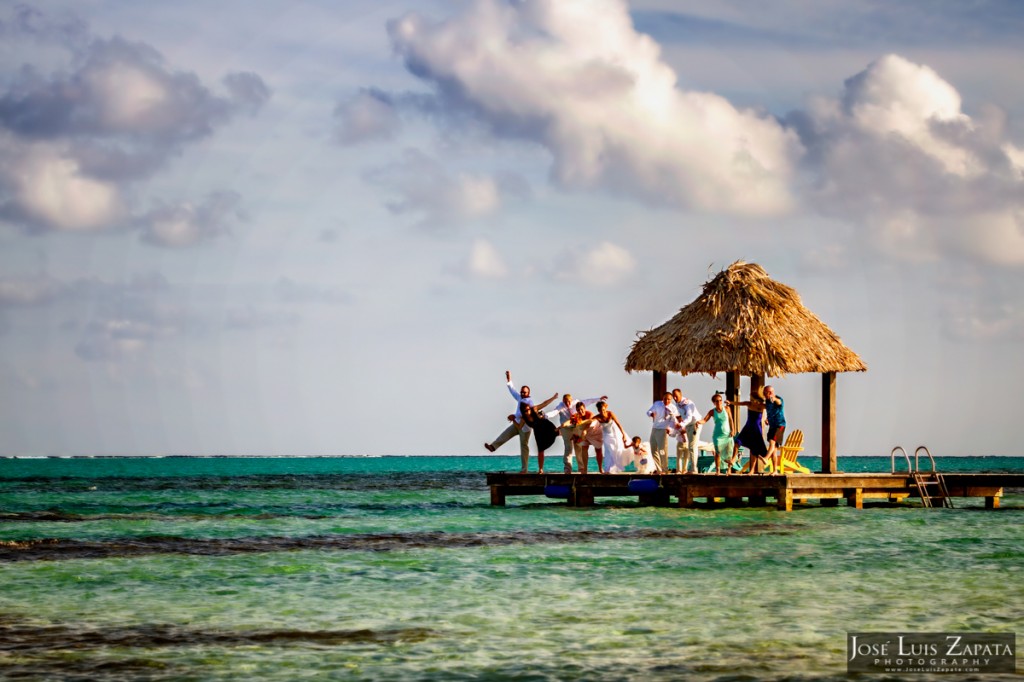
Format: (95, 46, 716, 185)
(484, 370, 787, 475)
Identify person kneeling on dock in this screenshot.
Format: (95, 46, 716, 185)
(627, 436, 659, 474)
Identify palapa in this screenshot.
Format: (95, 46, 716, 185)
(625, 261, 866, 378)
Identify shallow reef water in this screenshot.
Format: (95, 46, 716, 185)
(1, 455, 1021, 680)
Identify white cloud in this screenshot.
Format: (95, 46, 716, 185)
(138, 192, 241, 248)
(0, 275, 64, 306)
(334, 89, 401, 145)
(388, 0, 800, 216)
(0, 135, 124, 231)
(839, 54, 975, 176)
(793, 54, 1024, 266)
(0, 14, 268, 236)
(465, 238, 508, 279)
(366, 148, 516, 228)
(552, 240, 635, 286)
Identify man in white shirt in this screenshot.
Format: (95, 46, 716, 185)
(672, 388, 701, 473)
(646, 392, 680, 473)
(484, 370, 556, 472)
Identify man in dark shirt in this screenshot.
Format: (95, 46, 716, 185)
(764, 385, 786, 472)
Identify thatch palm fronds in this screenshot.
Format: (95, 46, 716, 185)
(625, 261, 866, 377)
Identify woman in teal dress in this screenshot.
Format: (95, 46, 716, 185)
(699, 393, 734, 474)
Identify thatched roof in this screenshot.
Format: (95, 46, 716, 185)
(625, 261, 867, 377)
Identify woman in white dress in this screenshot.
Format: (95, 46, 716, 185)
(593, 401, 631, 473)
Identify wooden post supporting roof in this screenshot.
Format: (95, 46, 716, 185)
(750, 373, 765, 397)
(726, 371, 740, 431)
(822, 371, 837, 473)
(652, 371, 667, 403)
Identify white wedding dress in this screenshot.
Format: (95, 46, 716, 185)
(600, 419, 631, 473)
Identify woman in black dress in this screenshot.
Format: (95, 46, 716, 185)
(520, 403, 558, 474)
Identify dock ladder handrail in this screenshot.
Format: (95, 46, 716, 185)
(914, 446, 937, 472)
(890, 446, 911, 474)
(910, 446, 954, 508)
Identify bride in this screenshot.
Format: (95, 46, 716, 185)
(593, 401, 631, 473)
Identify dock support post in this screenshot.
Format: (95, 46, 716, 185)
(847, 488, 863, 509)
(572, 487, 594, 507)
(677, 486, 694, 508)
(777, 488, 793, 512)
(986, 496, 1000, 509)
(490, 485, 506, 506)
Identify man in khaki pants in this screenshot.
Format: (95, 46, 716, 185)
(672, 388, 701, 473)
(484, 370, 556, 473)
(646, 392, 679, 473)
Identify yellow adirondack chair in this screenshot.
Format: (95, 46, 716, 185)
(767, 429, 809, 474)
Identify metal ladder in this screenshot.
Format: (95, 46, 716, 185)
(891, 446, 953, 508)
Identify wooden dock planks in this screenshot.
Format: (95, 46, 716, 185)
(484, 472, 1024, 511)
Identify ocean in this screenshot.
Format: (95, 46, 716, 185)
(1, 455, 1021, 680)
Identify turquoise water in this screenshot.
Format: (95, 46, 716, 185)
(1, 456, 1021, 680)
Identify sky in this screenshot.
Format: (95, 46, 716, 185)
(1, 0, 1022, 457)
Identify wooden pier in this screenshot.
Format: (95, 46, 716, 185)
(486, 472, 1024, 511)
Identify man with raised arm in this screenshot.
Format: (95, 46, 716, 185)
(484, 370, 556, 473)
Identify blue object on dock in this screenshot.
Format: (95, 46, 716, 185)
(627, 479, 660, 494)
(544, 484, 571, 498)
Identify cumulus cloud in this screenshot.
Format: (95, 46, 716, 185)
(366, 148, 525, 228)
(334, 88, 401, 144)
(138, 192, 242, 248)
(72, 281, 189, 362)
(939, 267, 1024, 342)
(0, 134, 125, 231)
(387, 0, 800, 216)
(0, 275, 65, 306)
(0, 10, 269, 237)
(222, 72, 271, 115)
(465, 238, 509, 279)
(75, 315, 169, 361)
(551, 240, 635, 287)
(382, 2, 1024, 268)
(790, 54, 1024, 266)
